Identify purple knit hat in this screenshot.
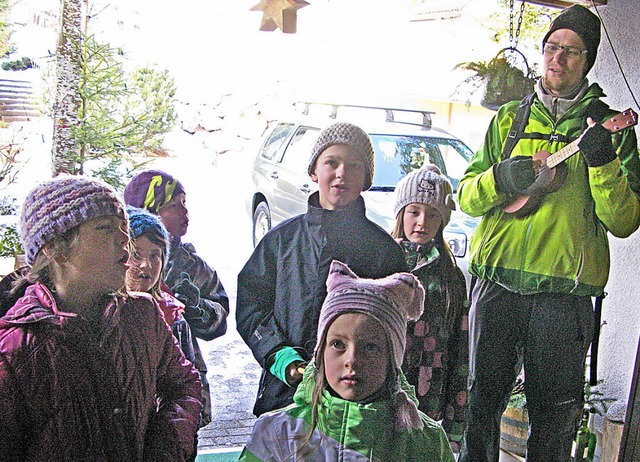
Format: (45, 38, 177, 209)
(124, 169, 186, 214)
(315, 260, 425, 430)
(20, 175, 127, 265)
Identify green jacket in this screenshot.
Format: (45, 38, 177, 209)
(239, 365, 455, 462)
(458, 84, 640, 296)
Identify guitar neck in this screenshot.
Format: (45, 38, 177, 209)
(545, 108, 638, 169)
(546, 137, 582, 169)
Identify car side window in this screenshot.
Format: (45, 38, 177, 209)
(260, 123, 295, 161)
(280, 126, 320, 172)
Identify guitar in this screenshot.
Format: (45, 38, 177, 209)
(503, 108, 638, 217)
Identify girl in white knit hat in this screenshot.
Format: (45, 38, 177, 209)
(391, 164, 470, 453)
(240, 260, 455, 461)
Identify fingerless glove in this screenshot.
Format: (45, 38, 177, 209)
(578, 123, 616, 167)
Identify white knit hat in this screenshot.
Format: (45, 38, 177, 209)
(393, 164, 456, 227)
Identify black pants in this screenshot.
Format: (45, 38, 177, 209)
(459, 279, 594, 462)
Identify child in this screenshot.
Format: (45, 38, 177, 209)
(391, 164, 469, 452)
(125, 169, 229, 427)
(126, 206, 196, 365)
(240, 260, 456, 461)
(0, 176, 202, 461)
(236, 121, 407, 417)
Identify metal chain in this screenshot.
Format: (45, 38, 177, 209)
(509, 0, 526, 48)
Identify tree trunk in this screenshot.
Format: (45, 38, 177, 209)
(51, 0, 83, 176)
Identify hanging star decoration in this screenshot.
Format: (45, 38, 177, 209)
(250, 0, 310, 34)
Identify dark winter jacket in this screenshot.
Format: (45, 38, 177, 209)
(399, 242, 469, 450)
(165, 240, 229, 427)
(0, 282, 202, 462)
(165, 240, 229, 341)
(236, 192, 406, 416)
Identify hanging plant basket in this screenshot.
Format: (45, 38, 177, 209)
(480, 47, 537, 111)
(455, 46, 537, 111)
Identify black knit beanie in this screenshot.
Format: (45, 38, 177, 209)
(542, 5, 601, 75)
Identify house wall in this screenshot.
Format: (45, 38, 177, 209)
(589, 0, 640, 408)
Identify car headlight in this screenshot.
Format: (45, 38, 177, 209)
(443, 231, 467, 258)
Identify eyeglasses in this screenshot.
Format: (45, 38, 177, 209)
(543, 43, 588, 59)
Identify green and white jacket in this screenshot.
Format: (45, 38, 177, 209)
(458, 84, 640, 296)
(239, 365, 455, 462)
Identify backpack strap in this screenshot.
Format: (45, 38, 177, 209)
(501, 92, 536, 162)
(500, 92, 604, 161)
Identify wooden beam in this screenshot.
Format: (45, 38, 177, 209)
(524, 0, 607, 8)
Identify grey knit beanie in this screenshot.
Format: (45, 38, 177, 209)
(542, 4, 601, 75)
(308, 122, 375, 191)
(315, 260, 425, 430)
(20, 175, 127, 265)
(393, 164, 456, 227)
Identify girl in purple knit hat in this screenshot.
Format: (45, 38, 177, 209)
(0, 175, 202, 461)
(240, 260, 455, 461)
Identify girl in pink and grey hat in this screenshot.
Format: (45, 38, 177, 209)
(392, 164, 470, 453)
(240, 260, 455, 461)
(0, 175, 202, 461)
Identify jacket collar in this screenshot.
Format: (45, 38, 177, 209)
(0, 282, 76, 326)
(0, 282, 124, 331)
(306, 192, 367, 225)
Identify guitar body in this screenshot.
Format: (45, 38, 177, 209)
(502, 108, 637, 217)
(503, 151, 568, 216)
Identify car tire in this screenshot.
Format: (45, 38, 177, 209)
(252, 201, 271, 247)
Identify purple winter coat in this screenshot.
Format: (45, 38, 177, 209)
(0, 282, 203, 462)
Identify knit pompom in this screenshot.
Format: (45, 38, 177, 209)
(394, 389, 424, 431)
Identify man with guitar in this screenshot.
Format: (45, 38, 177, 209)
(457, 5, 640, 461)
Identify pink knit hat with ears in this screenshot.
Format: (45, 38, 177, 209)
(315, 260, 426, 430)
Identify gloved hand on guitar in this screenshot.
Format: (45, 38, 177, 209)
(578, 122, 616, 167)
(494, 156, 536, 195)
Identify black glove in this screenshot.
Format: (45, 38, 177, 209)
(494, 156, 536, 195)
(579, 123, 616, 167)
(172, 272, 201, 308)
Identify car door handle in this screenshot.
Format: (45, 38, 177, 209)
(270, 171, 279, 179)
(300, 184, 312, 193)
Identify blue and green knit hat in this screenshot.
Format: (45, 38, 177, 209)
(126, 206, 170, 259)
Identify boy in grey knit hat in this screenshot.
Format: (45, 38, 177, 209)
(237, 121, 406, 417)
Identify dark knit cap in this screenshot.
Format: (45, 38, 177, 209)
(126, 206, 170, 259)
(124, 170, 186, 214)
(542, 4, 601, 74)
(20, 175, 127, 265)
(308, 122, 375, 191)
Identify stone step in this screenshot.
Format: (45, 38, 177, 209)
(0, 77, 40, 121)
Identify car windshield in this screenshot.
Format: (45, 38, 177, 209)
(370, 135, 473, 192)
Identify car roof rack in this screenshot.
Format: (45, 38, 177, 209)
(299, 102, 434, 130)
